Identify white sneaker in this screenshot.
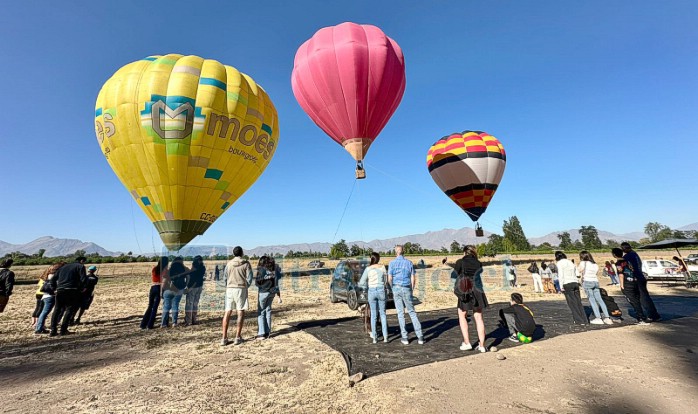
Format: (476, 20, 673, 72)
(417, 338, 425, 345)
(478, 346, 487, 353)
(400, 339, 409, 345)
(460, 342, 473, 351)
(602, 318, 613, 325)
(590, 319, 604, 325)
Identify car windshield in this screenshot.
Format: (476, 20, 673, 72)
(347, 261, 368, 283)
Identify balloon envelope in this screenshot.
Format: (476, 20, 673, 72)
(95, 54, 279, 250)
(291, 22, 406, 162)
(427, 131, 506, 221)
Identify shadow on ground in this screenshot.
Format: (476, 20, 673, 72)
(295, 295, 698, 378)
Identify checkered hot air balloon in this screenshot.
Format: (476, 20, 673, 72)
(427, 131, 506, 223)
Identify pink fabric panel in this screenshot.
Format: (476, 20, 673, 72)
(291, 22, 406, 147)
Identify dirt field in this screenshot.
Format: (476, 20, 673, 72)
(2, 257, 698, 413)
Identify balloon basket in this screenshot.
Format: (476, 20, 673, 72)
(355, 161, 366, 179)
(475, 223, 484, 237)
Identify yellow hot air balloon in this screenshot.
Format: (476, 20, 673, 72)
(95, 54, 279, 250)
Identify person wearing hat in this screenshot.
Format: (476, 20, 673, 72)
(72, 264, 99, 326)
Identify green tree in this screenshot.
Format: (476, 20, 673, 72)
(672, 230, 688, 239)
(37, 248, 46, 258)
(350, 244, 363, 256)
(330, 239, 349, 258)
(644, 222, 673, 243)
(450, 240, 461, 254)
(285, 250, 294, 258)
(579, 225, 603, 249)
(440, 246, 448, 254)
(74, 249, 87, 258)
(557, 232, 573, 250)
(502, 216, 530, 251)
(485, 234, 504, 255)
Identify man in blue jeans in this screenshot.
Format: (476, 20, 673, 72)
(388, 245, 424, 345)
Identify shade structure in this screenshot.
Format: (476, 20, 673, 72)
(95, 54, 279, 250)
(639, 239, 698, 249)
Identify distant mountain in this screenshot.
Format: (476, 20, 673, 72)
(245, 227, 492, 256)
(528, 229, 646, 246)
(0, 236, 119, 257)
(679, 222, 698, 231)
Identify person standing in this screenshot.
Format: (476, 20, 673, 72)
(549, 261, 561, 293)
(604, 261, 620, 285)
(35, 262, 65, 334)
(72, 265, 99, 325)
(621, 242, 660, 321)
(555, 251, 587, 324)
(31, 266, 51, 328)
(214, 264, 220, 282)
(499, 293, 536, 343)
(612, 248, 648, 324)
(184, 256, 206, 325)
(453, 245, 489, 352)
(540, 262, 554, 293)
(388, 245, 424, 345)
(141, 257, 168, 330)
(528, 261, 542, 293)
(504, 259, 517, 288)
(49, 257, 87, 336)
(221, 246, 253, 346)
(255, 256, 282, 340)
(0, 259, 16, 313)
(161, 256, 188, 328)
(578, 251, 612, 325)
(359, 252, 389, 344)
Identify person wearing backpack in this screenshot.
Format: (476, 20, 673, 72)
(499, 293, 536, 343)
(161, 256, 188, 328)
(453, 245, 489, 352)
(528, 261, 542, 293)
(0, 259, 16, 313)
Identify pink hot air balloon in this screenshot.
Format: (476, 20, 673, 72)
(291, 22, 406, 179)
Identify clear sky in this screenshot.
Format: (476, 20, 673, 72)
(1, 1, 697, 253)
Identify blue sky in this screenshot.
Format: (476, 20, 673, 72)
(1, 1, 697, 253)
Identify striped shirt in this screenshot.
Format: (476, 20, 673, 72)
(388, 256, 415, 287)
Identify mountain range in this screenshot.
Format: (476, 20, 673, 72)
(0, 236, 119, 257)
(3, 222, 695, 257)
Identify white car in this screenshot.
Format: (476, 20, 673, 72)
(641, 259, 698, 280)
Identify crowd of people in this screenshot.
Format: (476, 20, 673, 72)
(0, 257, 100, 336)
(2, 240, 663, 350)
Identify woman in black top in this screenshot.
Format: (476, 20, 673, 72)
(161, 257, 188, 327)
(454, 245, 489, 352)
(255, 256, 281, 339)
(184, 256, 206, 325)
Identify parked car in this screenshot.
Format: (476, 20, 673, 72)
(329, 259, 393, 310)
(308, 260, 325, 269)
(642, 259, 683, 280)
(685, 254, 698, 265)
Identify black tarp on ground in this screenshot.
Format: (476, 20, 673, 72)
(295, 295, 698, 378)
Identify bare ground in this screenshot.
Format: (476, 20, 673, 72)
(2, 259, 697, 413)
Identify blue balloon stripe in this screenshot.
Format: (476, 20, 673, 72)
(200, 77, 227, 91)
